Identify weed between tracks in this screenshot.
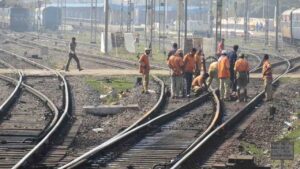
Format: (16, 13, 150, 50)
(85, 76, 135, 104)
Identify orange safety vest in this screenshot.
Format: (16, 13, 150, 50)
(234, 58, 249, 72)
(217, 55, 230, 78)
(139, 53, 150, 74)
(183, 53, 196, 73)
(168, 55, 184, 76)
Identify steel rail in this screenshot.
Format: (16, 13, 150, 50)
(113, 75, 166, 138)
(0, 59, 23, 113)
(0, 49, 71, 169)
(170, 52, 291, 169)
(0, 75, 59, 139)
(7, 32, 168, 70)
(59, 91, 220, 169)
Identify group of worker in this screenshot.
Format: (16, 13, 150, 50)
(139, 39, 273, 102)
(65, 37, 272, 102)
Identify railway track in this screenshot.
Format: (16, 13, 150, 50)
(0, 49, 71, 169)
(1, 31, 167, 70)
(58, 89, 220, 169)
(169, 53, 293, 169)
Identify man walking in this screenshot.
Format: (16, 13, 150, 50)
(228, 45, 239, 93)
(183, 48, 197, 97)
(65, 37, 83, 71)
(262, 54, 273, 101)
(139, 48, 151, 94)
(234, 53, 250, 102)
(218, 50, 231, 101)
(168, 49, 184, 99)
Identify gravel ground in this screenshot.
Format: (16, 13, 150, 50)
(1, 90, 52, 130)
(168, 100, 214, 131)
(92, 95, 216, 169)
(0, 52, 37, 69)
(0, 79, 15, 105)
(217, 79, 300, 168)
(25, 76, 64, 110)
(66, 76, 160, 152)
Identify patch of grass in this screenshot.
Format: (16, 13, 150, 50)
(240, 141, 265, 159)
(282, 127, 300, 154)
(85, 76, 135, 104)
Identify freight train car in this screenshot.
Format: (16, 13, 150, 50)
(281, 9, 294, 42)
(291, 9, 300, 43)
(42, 7, 62, 31)
(10, 7, 33, 32)
(281, 8, 300, 43)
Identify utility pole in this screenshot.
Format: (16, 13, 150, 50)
(158, 0, 166, 52)
(90, 0, 97, 43)
(149, 0, 154, 50)
(184, 0, 187, 53)
(120, 0, 124, 32)
(244, 0, 249, 43)
(104, 0, 109, 54)
(265, 0, 269, 46)
(215, 0, 223, 53)
(234, 1, 237, 37)
(209, 0, 213, 37)
(145, 0, 148, 47)
(226, 0, 229, 38)
(127, 0, 132, 32)
(177, 0, 183, 48)
(275, 0, 279, 49)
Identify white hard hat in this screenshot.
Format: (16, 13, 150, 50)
(221, 50, 227, 55)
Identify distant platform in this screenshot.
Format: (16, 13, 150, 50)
(0, 69, 299, 79)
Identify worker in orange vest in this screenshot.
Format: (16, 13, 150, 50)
(234, 53, 250, 102)
(262, 54, 273, 101)
(218, 50, 231, 100)
(139, 48, 151, 94)
(168, 49, 184, 99)
(192, 73, 209, 96)
(183, 48, 197, 97)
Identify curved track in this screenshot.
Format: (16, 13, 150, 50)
(59, 89, 221, 169)
(0, 49, 71, 169)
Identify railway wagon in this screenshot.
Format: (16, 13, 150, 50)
(10, 7, 33, 32)
(42, 7, 62, 31)
(291, 8, 300, 43)
(281, 9, 294, 42)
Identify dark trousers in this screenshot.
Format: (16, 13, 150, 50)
(66, 53, 81, 70)
(184, 72, 193, 95)
(230, 69, 236, 92)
